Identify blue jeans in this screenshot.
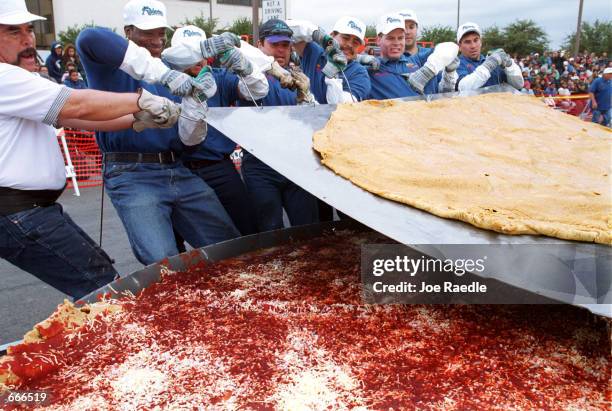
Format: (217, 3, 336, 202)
(104, 161, 239, 265)
(188, 159, 258, 235)
(0, 204, 117, 299)
(592, 109, 611, 127)
(241, 153, 319, 232)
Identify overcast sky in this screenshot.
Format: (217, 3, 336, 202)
(288, 0, 611, 49)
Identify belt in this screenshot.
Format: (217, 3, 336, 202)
(103, 151, 178, 164)
(0, 186, 64, 216)
(183, 156, 230, 170)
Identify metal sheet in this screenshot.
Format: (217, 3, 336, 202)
(205, 85, 611, 316)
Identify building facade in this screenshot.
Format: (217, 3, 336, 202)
(27, 0, 260, 49)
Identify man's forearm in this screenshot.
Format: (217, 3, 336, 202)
(58, 90, 140, 122)
(58, 114, 135, 131)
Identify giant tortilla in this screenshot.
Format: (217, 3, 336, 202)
(313, 93, 611, 245)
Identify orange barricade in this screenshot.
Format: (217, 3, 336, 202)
(56, 129, 103, 188)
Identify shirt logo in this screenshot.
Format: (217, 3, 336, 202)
(386, 17, 401, 24)
(183, 30, 202, 38)
(347, 21, 363, 33)
(142, 6, 164, 16)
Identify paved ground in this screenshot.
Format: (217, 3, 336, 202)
(0, 185, 143, 345)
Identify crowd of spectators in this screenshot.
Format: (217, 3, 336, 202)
(517, 50, 610, 97)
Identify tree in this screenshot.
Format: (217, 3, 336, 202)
(365, 25, 377, 38)
(502, 19, 548, 56)
(481, 25, 505, 54)
(563, 20, 612, 55)
(228, 17, 252, 36)
(179, 13, 220, 38)
(420, 25, 455, 45)
(58, 22, 114, 46)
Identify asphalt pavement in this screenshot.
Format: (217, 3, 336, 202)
(0, 185, 143, 345)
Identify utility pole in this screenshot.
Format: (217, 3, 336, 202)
(209, 0, 213, 31)
(456, 0, 461, 30)
(573, 0, 584, 57)
(252, 0, 259, 46)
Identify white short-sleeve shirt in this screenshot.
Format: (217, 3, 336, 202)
(0, 63, 72, 190)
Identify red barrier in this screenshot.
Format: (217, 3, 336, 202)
(56, 129, 103, 188)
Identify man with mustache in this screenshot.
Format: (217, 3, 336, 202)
(288, 16, 371, 103)
(368, 12, 459, 99)
(0, 0, 180, 299)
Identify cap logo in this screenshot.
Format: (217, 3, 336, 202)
(386, 17, 401, 24)
(462, 24, 477, 31)
(142, 6, 164, 16)
(183, 30, 202, 37)
(347, 21, 362, 33)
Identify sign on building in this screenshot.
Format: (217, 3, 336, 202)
(262, 0, 286, 22)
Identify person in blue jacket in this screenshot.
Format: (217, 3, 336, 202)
(367, 12, 459, 100)
(45, 41, 63, 82)
(63, 69, 87, 89)
(164, 25, 268, 236)
(588, 67, 612, 127)
(239, 19, 320, 232)
(76, 0, 242, 265)
(455, 22, 524, 91)
(398, 9, 432, 61)
(288, 16, 371, 104)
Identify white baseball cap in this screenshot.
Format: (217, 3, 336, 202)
(397, 9, 419, 26)
(171, 25, 206, 47)
(604, 67, 612, 75)
(0, 0, 45, 25)
(376, 13, 405, 36)
(123, 0, 171, 30)
(331, 16, 366, 44)
(457, 22, 481, 43)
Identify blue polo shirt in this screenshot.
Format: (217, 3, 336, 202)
(368, 54, 439, 100)
(589, 77, 612, 111)
(301, 42, 371, 102)
(183, 69, 242, 161)
(457, 54, 507, 89)
(76, 27, 184, 154)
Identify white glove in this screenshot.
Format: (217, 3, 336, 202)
(424, 42, 459, 74)
(120, 40, 172, 83)
(178, 96, 207, 146)
(285, 19, 318, 42)
(239, 40, 274, 72)
(324, 77, 354, 103)
(504, 60, 525, 90)
(136, 88, 181, 128)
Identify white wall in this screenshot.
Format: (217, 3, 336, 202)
(52, 0, 259, 35)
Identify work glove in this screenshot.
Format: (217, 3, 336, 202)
(312, 28, 347, 78)
(200, 32, 241, 59)
(136, 88, 181, 129)
(290, 68, 316, 105)
(356, 54, 380, 71)
(445, 56, 460, 72)
(178, 96, 208, 146)
(482, 49, 506, 73)
(488, 48, 513, 68)
(193, 66, 218, 100)
(408, 42, 458, 94)
(132, 110, 175, 132)
(160, 69, 206, 97)
(219, 48, 253, 76)
(267, 61, 294, 89)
